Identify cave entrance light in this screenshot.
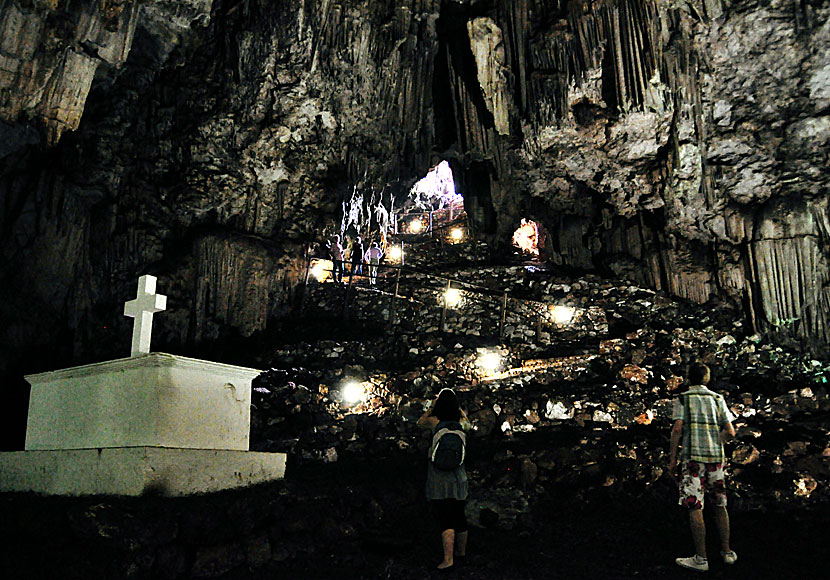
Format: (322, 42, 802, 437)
(444, 287, 462, 308)
(549, 305, 576, 325)
(400, 161, 463, 235)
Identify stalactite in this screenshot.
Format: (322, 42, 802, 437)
(521, 0, 661, 127)
(498, 0, 529, 113)
(611, 6, 628, 109)
(193, 234, 301, 342)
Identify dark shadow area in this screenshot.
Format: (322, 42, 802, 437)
(1, 457, 826, 579)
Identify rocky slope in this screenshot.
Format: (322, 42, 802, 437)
(2, 230, 827, 579)
(0, 0, 828, 381)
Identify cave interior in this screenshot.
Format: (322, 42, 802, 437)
(0, 0, 828, 578)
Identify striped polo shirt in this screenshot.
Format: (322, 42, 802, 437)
(672, 386, 735, 463)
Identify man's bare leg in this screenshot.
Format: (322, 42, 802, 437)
(689, 509, 707, 559)
(713, 506, 731, 552)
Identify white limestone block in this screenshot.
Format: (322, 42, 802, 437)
(25, 353, 259, 451)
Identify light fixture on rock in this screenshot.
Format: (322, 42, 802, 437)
(341, 381, 366, 405)
(549, 305, 575, 325)
(512, 219, 539, 255)
(310, 259, 331, 282)
(477, 350, 502, 375)
(409, 219, 424, 234)
(450, 227, 464, 241)
(444, 287, 462, 308)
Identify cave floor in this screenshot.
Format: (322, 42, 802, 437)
(253, 456, 829, 580)
(5, 228, 828, 579)
(2, 468, 826, 580)
(278, 497, 828, 579)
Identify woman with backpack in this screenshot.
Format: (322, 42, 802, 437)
(418, 388, 470, 571)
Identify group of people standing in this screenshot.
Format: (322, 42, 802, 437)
(416, 363, 738, 573)
(327, 234, 384, 285)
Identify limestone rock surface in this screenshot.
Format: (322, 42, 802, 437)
(0, 0, 828, 371)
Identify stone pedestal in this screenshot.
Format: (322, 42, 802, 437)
(0, 447, 286, 497)
(25, 353, 255, 451)
(0, 353, 286, 497)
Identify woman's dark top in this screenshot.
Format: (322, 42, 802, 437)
(425, 420, 468, 500)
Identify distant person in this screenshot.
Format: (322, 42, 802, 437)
(328, 235, 344, 283)
(668, 362, 737, 572)
(418, 388, 470, 571)
(364, 242, 383, 285)
(350, 236, 365, 278)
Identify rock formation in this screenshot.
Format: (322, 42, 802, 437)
(0, 0, 828, 371)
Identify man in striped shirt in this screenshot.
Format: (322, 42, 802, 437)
(668, 362, 737, 572)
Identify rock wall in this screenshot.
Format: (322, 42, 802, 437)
(0, 0, 828, 372)
(450, 0, 830, 350)
(0, 0, 445, 368)
(0, 0, 139, 145)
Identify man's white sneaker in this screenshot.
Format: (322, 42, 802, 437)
(721, 551, 738, 565)
(676, 555, 709, 572)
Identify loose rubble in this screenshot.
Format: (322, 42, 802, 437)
(257, 236, 830, 517)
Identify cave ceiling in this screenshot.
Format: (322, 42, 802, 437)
(0, 0, 828, 368)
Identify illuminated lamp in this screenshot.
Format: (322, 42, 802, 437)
(409, 219, 424, 233)
(310, 259, 330, 282)
(450, 227, 464, 241)
(444, 287, 462, 308)
(549, 305, 575, 324)
(388, 245, 403, 261)
(341, 381, 366, 405)
(477, 351, 501, 374)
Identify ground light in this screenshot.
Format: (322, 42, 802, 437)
(388, 245, 403, 261)
(450, 227, 464, 241)
(409, 219, 424, 233)
(549, 305, 576, 324)
(341, 381, 366, 405)
(477, 351, 502, 375)
(444, 287, 462, 308)
(310, 259, 331, 282)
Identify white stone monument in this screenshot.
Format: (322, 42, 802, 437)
(0, 275, 286, 497)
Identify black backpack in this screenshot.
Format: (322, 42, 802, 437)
(430, 422, 466, 471)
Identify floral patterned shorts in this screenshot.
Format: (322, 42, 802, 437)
(678, 460, 727, 510)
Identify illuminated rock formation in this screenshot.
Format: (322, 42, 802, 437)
(0, 0, 827, 372)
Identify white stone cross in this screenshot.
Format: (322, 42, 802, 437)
(123, 275, 167, 357)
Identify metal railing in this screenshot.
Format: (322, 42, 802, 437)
(300, 256, 604, 343)
(392, 201, 465, 236)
